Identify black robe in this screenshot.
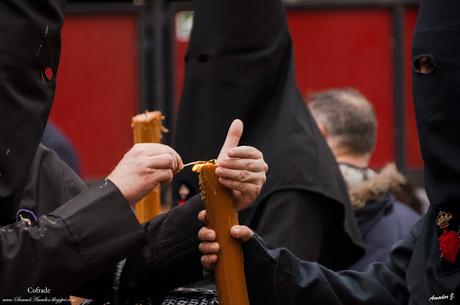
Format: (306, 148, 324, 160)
(1, 146, 205, 300)
(240, 0, 460, 303)
(173, 0, 363, 268)
(0, 0, 204, 299)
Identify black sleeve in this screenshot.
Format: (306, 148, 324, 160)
(242, 229, 415, 305)
(0, 180, 146, 298)
(254, 190, 328, 262)
(75, 195, 205, 301)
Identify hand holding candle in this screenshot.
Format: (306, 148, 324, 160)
(131, 111, 172, 221)
(192, 119, 267, 305)
(198, 211, 255, 271)
(215, 119, 268, 211)
(107, 143, 183, 206)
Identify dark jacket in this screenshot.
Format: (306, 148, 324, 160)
(352, 194, 420, 271)
(338, 163, 421, 271)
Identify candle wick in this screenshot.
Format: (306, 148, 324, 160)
(183, 161, 205, 168)
(184, 159, 217, 168)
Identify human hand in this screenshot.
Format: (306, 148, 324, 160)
(197, 210, 254, 270)
(108, 143, 183, 205)
(216, 119, 268, 210)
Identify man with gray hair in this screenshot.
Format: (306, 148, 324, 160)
(308, 88, 420, 271)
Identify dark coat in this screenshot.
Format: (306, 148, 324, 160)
(338, 164, 421, 271)
(351, 194, 420, 271)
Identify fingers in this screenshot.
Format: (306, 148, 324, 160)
(218, 177, 262, 199)
(198, 226, 216, 242)
(198, 224, 253, 271)
(217, 119, 243, 162)
(149, 169, 174, 184)
(199, 241, 220, 254)
(144, 154, 178, 170)
(230, 225, 254, 242)
(197, 210, 207, 223)
(215, 143, 267, 210)
(217, 157, 266, 173)
(198, 226, 218, 271)
(225, 146, 263, 161)
(132, 143, 183, 173)
(216, 146, 268, 184)
(216, 147, 267, 190)
(108, 143, 184, 205)
(215, 165, 267, 183)
(201, 254, 217, 271)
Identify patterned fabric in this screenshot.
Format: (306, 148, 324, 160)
(82, 288, 218, 305)
(161, 288, 218, 305)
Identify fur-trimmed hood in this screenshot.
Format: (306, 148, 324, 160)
(339, 163, 406, 209)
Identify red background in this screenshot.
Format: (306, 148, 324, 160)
(50, 8, 422, 179)
(50, 14, 139, 179)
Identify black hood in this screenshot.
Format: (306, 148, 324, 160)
(173, 0, 363, 258)
(0, 0, 64, 224)
(408, 0, 460, 302)
(413, 0, 460, 210)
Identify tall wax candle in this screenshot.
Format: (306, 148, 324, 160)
(194, 161, 250, 305)
(131, 111, 166, 223)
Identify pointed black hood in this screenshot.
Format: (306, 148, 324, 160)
(408, 0, 460, 302)
(0, 0, 64, 224)
(173, 0, 363, 262)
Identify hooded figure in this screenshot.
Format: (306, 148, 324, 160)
(173, 0, 363, 269)
(225, 0, 460, 304)
(0, 0, 141, 295)
(0, 0, 209, 299)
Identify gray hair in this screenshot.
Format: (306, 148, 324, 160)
(308, 88, 377, 155)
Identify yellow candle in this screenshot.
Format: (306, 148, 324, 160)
(194, 161, 250, 305)
(131, 111, 167, 223)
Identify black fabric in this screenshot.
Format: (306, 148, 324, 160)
(243, 229, 415, 305)
(0, 145, 146, 297)
(173, 0, 363, 269)
(407, 0, 460, 302)
(237, 0, 460, 304)
(17, 144, 86, 226)
(1, 145, 204, 300)
(0, 0, 206, 300)
(255, 190, 362, 269)
(0, 1, 149, 297)
(74, 196, 205, 303)
(255, 191, 326, 262)
(0, 0, 63, 224)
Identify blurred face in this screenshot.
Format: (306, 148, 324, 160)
(179, 184, 190, 199)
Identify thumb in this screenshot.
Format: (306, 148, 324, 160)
(230, 225, 254, 242)
(217, 119, 243, 162)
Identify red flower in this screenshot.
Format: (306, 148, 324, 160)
(439, 230, 460, 264)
